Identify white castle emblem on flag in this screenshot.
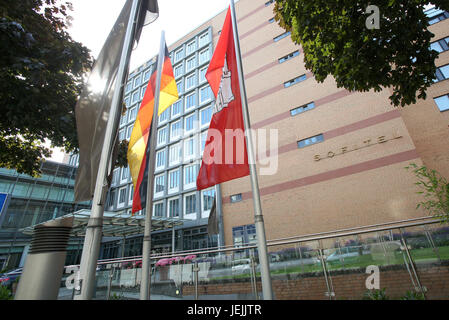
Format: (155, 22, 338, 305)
(213, 59, 234, 114)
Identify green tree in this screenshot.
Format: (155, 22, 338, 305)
(0, 0, 92, 176)
(273, 1, 449, 107)
(406, 163, 449, 223)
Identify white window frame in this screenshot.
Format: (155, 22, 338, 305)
(186, 56, 196, 72)
(167, 197, 180, 218)
(157, 126, 168, 146)
(199, 32, 209, 47)
(199, 85, 212, 105)
(183, 136, 197, 162)
(153, 201, 164, 217)
(184, 113, 196, 135)
(131, 90, 140, 104)
(183, 192, 197, 220)
(185, 73, 196, 90)
(200, 105, 213, 129)
(171, 99, 182, 118)
(169, 142, 182, 167)
(199, 66, 208, 84)
(183, 164, 197, 190)
(201, 187, 215, 218)
(154, 174, 165, 198)
(186, 39, 196, 55)
(199, 48, 210, 64)
(167, 169, 180, 194)
(170, 119, 182, 142)
(155, 149, 166, 171)
(174, 63, 184, 78)
(120, 166, 129, 183)
(185, 92, 196, 112)
(159, 107, 170, 124)
(128, 184, 134, 205)
(128, 107, 137, 122)
(140, 84, 147, 99)
(175, 48, 184, 63)
(119, 128, 126, 141)
(133, 74, 142, 88)
(117, 186, 127, 209)
(200, 130, 208, 156)
(112, 168, 120, 186)
(126, 125, 133, 140)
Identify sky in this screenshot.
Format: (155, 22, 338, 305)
(46, 0, 233, 162)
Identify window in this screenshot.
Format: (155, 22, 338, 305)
(159, 108, 170, 124)
(200, 131, 208, 155)
(230, 193, 242, 203)
(107, 189, 116, 209)
(184, 164, 197, 189)
(171, 100, 182, 118)
(119, 128, 126, 141)
(128, 107, 137, 122)
(117, 186, 127, 208)
(121, 166, 129, 182)
(153, 201, 164, 217)
(185, 92, 196, 111)
(199, 32, 209, 47)
(274, 31, 291, 42)
(175, 48, 184, 62)
(128, 185, 133, 205)
(434, 64, 449, 82)
(154, 174, 165, 197)
(133, 74, 142, 88)
(268, 17, 275, 23)
(279, 50, 300, 63)
(186, 40, 196, 55)
(168, 169, 180, 193)
(184, 193, 197, 218)
(174, 64, 183, 78)
(170, 120, 182, 141)
(156, 149, 166, 170)
(297, 133, 324, 148)
(131, 90, 140, 104)
(169, 142, 182, 166)
(184, 136, 196, 161)
(199, 86, 212, 104)
(265, 0, 274, 6)
(112, 168, 120, 186)
(428, 11, 449, 25)
(200, 106, 213, 127)
(124, 96, 131, 108)
(126, 125, 133, 140)
(199, 48, 210, 64)
(140, 84, 147, 99)
(177, 81, 183, 94)
(143, 68, 152, 81)
(125, 81, 132, 93)
(157, 126, 168, 146)
(199, 67, 208, 83)
(290, 102, 316, 116)
(186, 56, 196, 71)
(120, 110, 128, 126)
(434, 94, 449, 112)
(168, 197, 180, 217)
(201, 188, 215, 218)
(186, 73, 196, 90)
(284, 74, 307, 88)
(430, 37, 449, 53)
(184, 113, 196, 133)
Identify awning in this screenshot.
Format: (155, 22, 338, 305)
(20, 209, 186, 238)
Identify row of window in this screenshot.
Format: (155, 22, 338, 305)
(156, 108, 212, 147)
(172, 31, 211, 64)
(154, 163, 200, 198)
(173, 48, 210, 78)
(153, 188, 215, 220)
(434, 64, 449, 83)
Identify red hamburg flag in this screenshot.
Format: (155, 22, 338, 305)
(196, 7, 250, 190)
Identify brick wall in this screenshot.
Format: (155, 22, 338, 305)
(180, 263, 449, 300)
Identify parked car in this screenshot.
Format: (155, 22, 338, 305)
(231, 259, 252, 275)
(0, 268, 23, 287)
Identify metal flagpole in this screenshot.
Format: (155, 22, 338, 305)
(229, 0, 273, 300)
(74, 0, 142, 300)
(140, 30, 166, 300)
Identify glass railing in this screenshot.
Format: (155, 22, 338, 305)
(58, 216, 449, 300)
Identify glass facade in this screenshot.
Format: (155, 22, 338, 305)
(0, 161, 91, 269)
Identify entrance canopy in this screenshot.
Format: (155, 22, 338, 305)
(21, 209, 186, 238)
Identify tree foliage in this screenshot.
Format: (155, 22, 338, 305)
(0, 0, 92, 176)
(406, 163, 449, 223)
(273, 1, 449, 107)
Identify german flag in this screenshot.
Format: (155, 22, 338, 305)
(127, 43, 178, 214)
